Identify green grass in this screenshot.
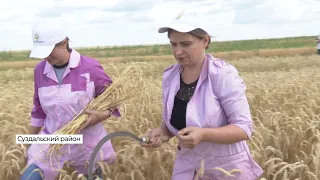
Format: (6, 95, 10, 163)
(0, 35, 317, 62)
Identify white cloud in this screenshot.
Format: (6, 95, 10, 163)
(0, 0, 319, 51)
(231, 0, 320, 24)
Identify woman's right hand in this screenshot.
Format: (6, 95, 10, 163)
(141, 128, 165, 148)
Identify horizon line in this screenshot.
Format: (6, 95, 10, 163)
(0, 35, 317, 53)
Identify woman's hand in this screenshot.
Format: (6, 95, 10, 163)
(177, 126, 204, 149)
(79, 109, 111, 131)
(141, 128, 167, 148)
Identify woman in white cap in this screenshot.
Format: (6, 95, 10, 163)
(20, 21, 120, 180)
(141, 10, 264, 179)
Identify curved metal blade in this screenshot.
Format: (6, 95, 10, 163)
(87, 131, 145, 180)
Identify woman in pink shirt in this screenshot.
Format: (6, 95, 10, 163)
(20, 21, 120, 180)
(141, 10, 264, 180)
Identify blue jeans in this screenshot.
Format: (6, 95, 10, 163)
(21, 163, 103, 180)
(20, 164, 43, 180)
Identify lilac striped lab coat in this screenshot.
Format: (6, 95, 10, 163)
(162, 54, 264, 180)
(25, 49, 120, 180)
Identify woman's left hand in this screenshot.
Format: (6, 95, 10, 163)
(79, 109, 111, 131)
(176, 126, 205, 149)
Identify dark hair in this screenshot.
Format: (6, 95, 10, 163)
(167, 28, 211, 49)
(55, 36, 72, 52)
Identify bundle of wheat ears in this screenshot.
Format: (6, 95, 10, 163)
(47, 63, 146, 156)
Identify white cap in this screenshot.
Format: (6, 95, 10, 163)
(158, 9, 209, 34)
(29, 21, 67, 59)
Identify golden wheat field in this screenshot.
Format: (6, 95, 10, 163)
(1, 53, 320, 180)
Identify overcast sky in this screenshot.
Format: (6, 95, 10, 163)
(1, 0, 319, 51)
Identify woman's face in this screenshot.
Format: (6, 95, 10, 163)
(169, 30, 209, 67)
(45, 41, 68, 66)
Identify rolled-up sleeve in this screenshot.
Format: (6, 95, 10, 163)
(91, 60, 121, 118)
(30, 69, 46, 127)
(215, 64, 253, 138)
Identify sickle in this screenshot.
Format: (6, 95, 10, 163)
(87, 131, 150, 180)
